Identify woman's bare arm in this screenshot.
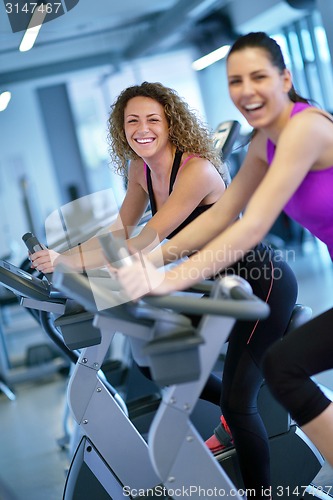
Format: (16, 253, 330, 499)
(118, 113, 333, 298)
(149, 135, 268, 266)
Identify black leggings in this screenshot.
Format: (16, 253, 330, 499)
(263, 307, 333, 427)
(138, 249, 297, 498)
(210, 252, 297, 498)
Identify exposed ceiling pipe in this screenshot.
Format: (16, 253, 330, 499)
(123, 0, 232, 60)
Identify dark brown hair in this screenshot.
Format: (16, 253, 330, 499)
(227, 31, 309, 104)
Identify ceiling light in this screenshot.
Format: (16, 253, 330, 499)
(0, 91, 12, 111)
(19, 5, 48, 52)
(192, 44, 231, 71)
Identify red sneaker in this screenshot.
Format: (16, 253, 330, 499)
(205, 416, 233, 455)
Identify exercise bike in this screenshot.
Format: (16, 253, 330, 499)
(52, 246, 324, 499)
(52, 261, 272, 500)
(0, 256, 259, 499)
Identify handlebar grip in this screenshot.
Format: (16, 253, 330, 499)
(144, 294, 270, 321)
(22, 232, 53, 282)
(22, 232, 44, 253)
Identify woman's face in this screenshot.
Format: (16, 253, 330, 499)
(227, 47, 292, 130)
(124, 96, 169, 158)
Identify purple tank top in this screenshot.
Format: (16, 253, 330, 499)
(267, 102, 333, 259)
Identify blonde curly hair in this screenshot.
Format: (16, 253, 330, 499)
(108, 81, 223, 176)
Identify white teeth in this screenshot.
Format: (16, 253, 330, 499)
(136, 138, 154, 144)
(245, 103, 263, 111)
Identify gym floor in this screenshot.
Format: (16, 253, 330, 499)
(0, 239, 332, 500)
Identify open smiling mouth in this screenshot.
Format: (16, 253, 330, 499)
(135, 138, 155, 144)
(244, 103, 264, 112)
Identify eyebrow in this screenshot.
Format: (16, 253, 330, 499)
(228, 69, 267, 78)
(125, 113, 162, 118)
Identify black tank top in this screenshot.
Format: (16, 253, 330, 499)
(146, 150, 213, 239)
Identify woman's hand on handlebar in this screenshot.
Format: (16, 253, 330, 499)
(117, 253, 173, 300)
(30, 249, 61, 274)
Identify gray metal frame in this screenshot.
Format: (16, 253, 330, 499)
(53, 268, 271, 499)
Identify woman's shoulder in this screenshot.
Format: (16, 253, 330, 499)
(180, 153, 221, 176)
(179, 152, 209, 168)
(181, 151, 202, 162)
(285, 106, 333, 142)
(300, 106, 333, 124)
